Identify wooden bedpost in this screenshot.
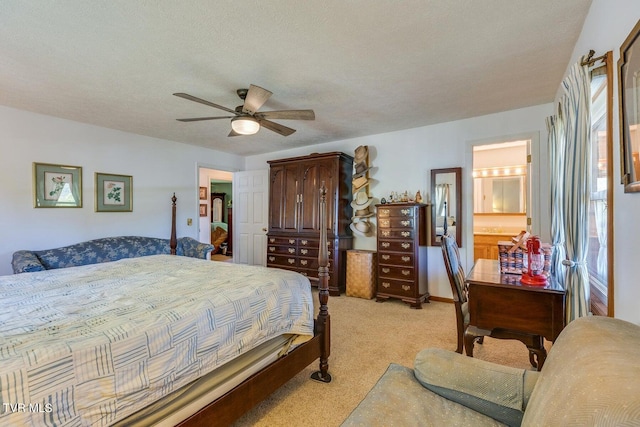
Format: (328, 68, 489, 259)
(170, 193, 177, 255)
(311, 183, 332, 383)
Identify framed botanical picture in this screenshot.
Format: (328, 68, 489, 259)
(33, 162, 83, 208)
(95, 173, 133, 212)
(199, 186, 207, 200)
(199, 204, 207, 217)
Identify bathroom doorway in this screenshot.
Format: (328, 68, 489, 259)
(472, 140, 530, 262)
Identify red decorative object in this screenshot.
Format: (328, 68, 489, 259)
(520, 235, 548, 286)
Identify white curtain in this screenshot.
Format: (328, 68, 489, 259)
(546, 113, 566, 289)
(556, 58, 592, 323)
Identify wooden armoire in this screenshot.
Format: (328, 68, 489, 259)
(267, 152, 353, 295)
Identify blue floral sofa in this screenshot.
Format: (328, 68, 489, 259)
(12, 236, 214, 274)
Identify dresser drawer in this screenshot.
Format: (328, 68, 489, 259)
(378, 265, 415, 280)
(267, 236, 297, 246)
(378, 240, 414, 252)
(267, 245, 297, 255)
(377, 278, 415, 297)
(378, 217, 415, 229)
(379, 229, 415, 239)
(266, 254, 298, 267)
(378, 252, 413, 266)
(377, 206, 415, 218)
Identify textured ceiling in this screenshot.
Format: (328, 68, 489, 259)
(0, 1, 592, 156)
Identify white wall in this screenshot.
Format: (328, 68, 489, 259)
(563, 0, 640, 323)
(0, 105, 244, 276)
(246, 103, 553, 300)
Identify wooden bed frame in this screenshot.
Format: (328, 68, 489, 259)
(167, 189, 331, 426)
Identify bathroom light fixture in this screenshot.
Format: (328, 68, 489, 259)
(231, 116, 260, 135)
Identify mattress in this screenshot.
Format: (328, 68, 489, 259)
(0, 255, 314, 426)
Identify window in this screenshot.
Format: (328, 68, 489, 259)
(587, 54, 614, 316)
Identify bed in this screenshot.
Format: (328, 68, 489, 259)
(0, 191, 332, 426)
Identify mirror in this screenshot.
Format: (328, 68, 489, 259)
(473, 176, 526, 213)
(431, 167, 462, 247)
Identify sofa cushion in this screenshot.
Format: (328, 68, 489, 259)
(341, 364, 506, 427)
(414, 348, 537, 427)
(11, 250, 46, 273)
(523, 316, 640, 426)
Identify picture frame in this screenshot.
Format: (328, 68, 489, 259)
(33, 162, 83, 208)
(95, 173, 133, 212)
(199, 204, 208, 217)
(618, 19, 640, 193)
(199, 186, 207, 200)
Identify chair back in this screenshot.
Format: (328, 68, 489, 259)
(441, 234, 467, 304)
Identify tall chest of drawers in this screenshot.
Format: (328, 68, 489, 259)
(376, 203, 429, 309)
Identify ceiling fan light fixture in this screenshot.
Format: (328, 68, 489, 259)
(231, 116, 260, 135)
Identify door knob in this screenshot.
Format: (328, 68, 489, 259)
(262, 228, 267, 232)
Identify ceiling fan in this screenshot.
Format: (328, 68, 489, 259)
(173, 84, 315, 137)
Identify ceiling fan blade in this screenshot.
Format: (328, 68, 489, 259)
(258, 119, 296, 136)
(228, 129, 241, 137)
(177, 116, 234, 122)
(255, 109, 315, 120)
(173, 93, 238, 115)
(242, 84, 272, 115)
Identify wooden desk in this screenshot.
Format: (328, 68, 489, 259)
(465, 259, 566, 370)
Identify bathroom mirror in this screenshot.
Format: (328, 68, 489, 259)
(431, 167, 462, 247)
(473, 176, 526, 214)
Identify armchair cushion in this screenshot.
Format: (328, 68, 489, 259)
(414, 348, 539, 427)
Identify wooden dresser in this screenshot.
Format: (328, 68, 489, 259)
(375, 202, 429, 308)
(267, 152, 353, 295)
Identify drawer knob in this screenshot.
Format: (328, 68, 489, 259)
(301, 249, 308, 255)
(288, 248, 295, 253)
(382, 282, 390, 288)
(381, 254, 390, 260)
(402, 243, 410, 249)
(401, 220, 410, 226)
(269, 247, 275, 252)
(382, 267, 390, 273)
(301, 240, 308, 245)
(289, 239, 295, 244)
(380, 209, 389, 215)
(402, 270, 410, 276)
(382, 230, 390, 237)
(401, 231, 410, 237)
(402, 256, 410, 262)
(382, 242, 390, 248)
(288, 258, 295, 264)
(401, 209, 410, 215)
(301, 259, 308, 266)
(269, 238, 275, 243)
(268, 256, 275, 262)
(402, 285, 411, 291)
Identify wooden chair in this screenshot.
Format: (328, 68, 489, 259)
(441, 235, 546, 368)
(440, 234, 480, 353)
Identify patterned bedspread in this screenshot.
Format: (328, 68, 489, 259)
(0, 255, 314, 426)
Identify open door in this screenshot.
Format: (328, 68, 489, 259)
(233, 169, 269, 266)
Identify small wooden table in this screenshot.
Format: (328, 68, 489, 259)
(465, 259, 566, 370)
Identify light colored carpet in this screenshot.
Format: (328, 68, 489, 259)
(232, 292, 546, 426)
